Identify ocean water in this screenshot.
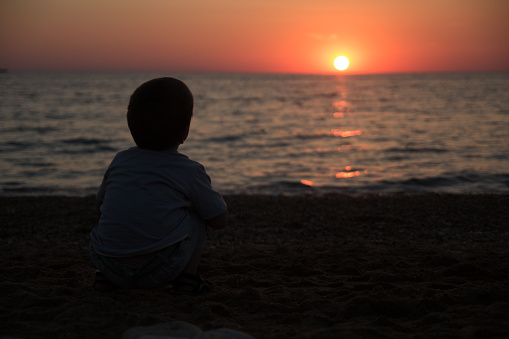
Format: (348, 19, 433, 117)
(1, 72, 508, 196)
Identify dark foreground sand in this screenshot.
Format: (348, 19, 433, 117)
(1, 194, 509, 338)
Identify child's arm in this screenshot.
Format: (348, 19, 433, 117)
(206, 210, 228, 229)
(95, 199, 102, 218)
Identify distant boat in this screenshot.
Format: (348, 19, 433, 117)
(0, 68, 7, 73)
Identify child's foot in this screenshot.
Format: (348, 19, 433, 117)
(172, 273, 212, 296)
(93, 271, 120, 292)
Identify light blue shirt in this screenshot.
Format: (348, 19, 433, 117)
(90, 147, 226, 257)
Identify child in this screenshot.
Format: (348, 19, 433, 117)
(89, 77, 228, 295)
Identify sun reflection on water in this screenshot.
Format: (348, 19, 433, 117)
(335, 169, 368, 179)
(333, 100, 349, 112)
(333, 166, 368, 179)
(331, 129, 362, 137)
(300, 179, 314, 186)
(336, 171, 360, 178)
(296, 77, 369, 187)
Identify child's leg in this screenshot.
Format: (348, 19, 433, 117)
(172, 211, 212, 295)
(181, 247, 203, 275)
(128, 210, 207, 290)
(181, 210, 207, 274)
(89, 242, 125, 291)
(90, 211, 208, 291)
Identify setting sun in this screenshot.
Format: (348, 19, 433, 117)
(334, 56, 349, 71)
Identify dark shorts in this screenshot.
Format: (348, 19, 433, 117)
(90, 212, 206, 289)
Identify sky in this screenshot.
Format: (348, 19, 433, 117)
(1, 0, 508, 74)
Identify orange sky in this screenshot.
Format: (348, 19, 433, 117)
(1, 0, 508, 74)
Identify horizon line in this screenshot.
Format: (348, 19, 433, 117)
(2, 68, 509, 76)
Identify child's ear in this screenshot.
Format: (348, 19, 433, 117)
(180, 126, 190, 144)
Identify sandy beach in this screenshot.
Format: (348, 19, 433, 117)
(1, 194, 509, 338)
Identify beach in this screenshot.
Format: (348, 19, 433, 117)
(1, 194, 509, 338)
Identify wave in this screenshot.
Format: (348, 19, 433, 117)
(220, 171, 509, 197)
(56, 138, 118, 154)
(1, 139, 117, 154)
(385, 147, 448, 154)
(1, 141, 36, 150)
(0, 186, 98, 196)
(1, 126, 59, 134)
(373, 172, 509, 193)
(293, 131, 334, 140)
(206, 134, 245, 143)
(57, 145, 117, 154)
(61, 137, 110, 145)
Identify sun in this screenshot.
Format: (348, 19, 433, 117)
(334, 56, 349, 71)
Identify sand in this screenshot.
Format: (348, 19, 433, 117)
(1, 194, 509, 338)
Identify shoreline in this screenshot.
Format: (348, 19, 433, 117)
(2, 194, 509, 338)
(2, 188, 509, 198)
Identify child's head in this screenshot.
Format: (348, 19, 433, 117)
(127, 77, 194, 150)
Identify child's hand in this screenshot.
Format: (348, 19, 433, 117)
(206, 211, 228, 229)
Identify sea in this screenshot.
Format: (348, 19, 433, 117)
(1, 72, 508, 196)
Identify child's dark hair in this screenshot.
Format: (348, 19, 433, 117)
(127, 77, 193, 150)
